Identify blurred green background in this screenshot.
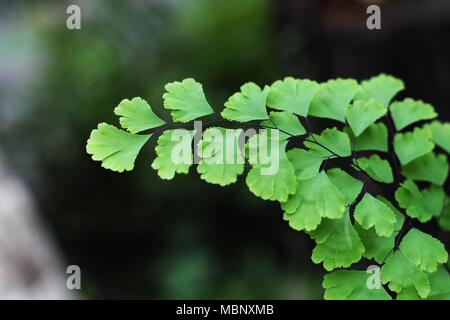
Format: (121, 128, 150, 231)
(0, 0, 449, 299)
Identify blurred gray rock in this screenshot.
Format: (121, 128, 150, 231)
(0, 153, 71, 299)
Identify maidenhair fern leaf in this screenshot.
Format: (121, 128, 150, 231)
(221, 82, 269, 122)
(357, 155, 393, 184)
(245, 134, 296, 202)
(309, 209, 365, 271)
(397, 267, 450, 300)
(355, 74, 404, 108)
(163, 78, 214, 123)
(439, 201, 450, 231)
(286, 148, 323, 181)
(347, 122, 388, 152)
(261, 111, 306, 140)
(197, 128, 244, 186)
(381, 250, 431, 298)
(395, 180, 445, 222)
(390, 98, 437, 131)
(355, 201, 404, 264)
(266, 77, 319, 117)
(282, 171, 346, 232)
(304, 128, 351, 158)
(424, 121, 450, 153)
(346, 99, 386, 137)
(246, 155, 296, 202)
(114, 97, 165, 133)
(421, 266, 450, 299)
(383, 229, 448, 298)
(308, 78, 359, 122)
(402, 152, 448, 186)
(323, 270, 391, 300)
(354, 193, 396, 237)
(399, 228, 448, 273)
(326, 168, 363, 205)
(151, 129, 195, 179)
(86, 123, 150, 172)
(394, 128, 434, 165)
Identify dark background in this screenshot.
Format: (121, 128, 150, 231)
(0, 0, 449, 298)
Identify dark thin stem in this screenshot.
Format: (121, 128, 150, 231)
(303, 138, 341, 159)
(244, 123, 297, 138)
(380, 219, 412, 264)
(394, 219, 413, 249)
(381, 247, 395, 265)
(304, 117, 314, 134)
(148, 118, 300, 140)
(204, 118, 300, 138)
(320, 156, 332, 172)
(304, 137, 385, 189)
(303, 117, 344, 159)
(148, 122, 191, 138)
(385, 113, 401, 187)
